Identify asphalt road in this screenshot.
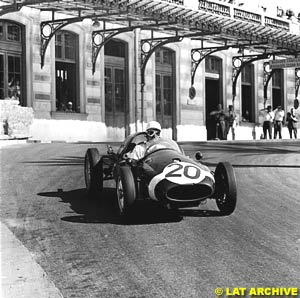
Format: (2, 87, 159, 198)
(1, 140, 300, 298)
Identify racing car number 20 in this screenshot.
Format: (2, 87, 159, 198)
(163, 162, 205, 185)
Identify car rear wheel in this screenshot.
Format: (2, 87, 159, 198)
(214, 162, 237, 215)
(116, 166, 136, 217)
(84, 148, 103, 198)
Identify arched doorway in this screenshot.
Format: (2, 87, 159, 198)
(205, 56, 222, 140)
(0, 20, 25, 106)
(104, 39, 128, 138)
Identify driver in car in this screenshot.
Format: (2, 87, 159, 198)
(125, 121, 162, 160)
(126, 121, 180, 160)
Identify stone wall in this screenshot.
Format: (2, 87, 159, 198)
(0, 99, 34, 139)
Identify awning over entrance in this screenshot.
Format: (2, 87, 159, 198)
(1, 0, 300, 100)
(1, 0, 300, 54)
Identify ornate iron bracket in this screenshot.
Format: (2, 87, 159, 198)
(40, 11, 117, 68)
(263, 62, 275, 105)
(232, 53, 271, 101)
(190, 41, 265, 87)
(191, 46, 229, 86)
(92, 25, 135, 74)
(92, 21, 170, 73)
(140, 34, 183, 86)
(40, 13, 86, 68)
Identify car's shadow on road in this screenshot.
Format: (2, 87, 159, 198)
(38, 187, 224, 225)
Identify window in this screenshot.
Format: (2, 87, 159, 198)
(55, 31, 78, 112)
(7, 23, 21, 42)
(0, 21, 25, 105)
(205, 56, 221, 73)
(155, 49, 173, 65)
(241, 64, 254, 122)
(104, 39, 125, 57)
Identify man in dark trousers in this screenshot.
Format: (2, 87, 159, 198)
(225, 105, 237, 140)
(210, 104, 226, 140)
(261, 105, 274, 139)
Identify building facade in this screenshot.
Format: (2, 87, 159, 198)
(1, 0, 299, 141)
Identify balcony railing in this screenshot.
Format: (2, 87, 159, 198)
(264, 16, 290, 31)
(198, 0, 231, 17)
(161, 0, 184, 5)
(234, 8, 261, 24)
(196, 0, 290, 31)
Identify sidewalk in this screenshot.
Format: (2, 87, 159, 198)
(0, 222, 63, 298)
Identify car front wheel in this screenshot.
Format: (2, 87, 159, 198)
(214, 162, 237, 215)
(116, 166, 136, 217)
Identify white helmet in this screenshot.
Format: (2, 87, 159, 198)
(146, 121, 161, 132)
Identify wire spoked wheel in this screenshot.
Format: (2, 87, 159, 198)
(214, 162, 237, 215)
(117, 176, 125, 214)
(116, 166, 136, 217)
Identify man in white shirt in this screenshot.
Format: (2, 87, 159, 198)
(262, 105, 274, 139)
(273, 106, 285, 139)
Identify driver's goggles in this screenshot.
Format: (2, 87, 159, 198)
(146, 129, 161, 137)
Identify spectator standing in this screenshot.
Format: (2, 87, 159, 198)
(210, 104, 226, 140)
(273, 106, 285, 139)
(286, 107, 298, 139)
(261, 105, 274, 139)
(242, 110, 250, 122)
(225, 105, 237, 140)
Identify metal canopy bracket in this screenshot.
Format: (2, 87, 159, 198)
(40, 10, 126, 68)
(140, 34, 182, 85)
(191, 46, 229, 86)
(40, 14, 84, 68)
(232, 53, 271, 101)
(92, 24, 135, 74)
(92, 21, 171, 73)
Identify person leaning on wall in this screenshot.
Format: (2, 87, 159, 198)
(210, 104, 226, 140)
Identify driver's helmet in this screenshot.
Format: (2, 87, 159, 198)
(146, 121, 161, 138)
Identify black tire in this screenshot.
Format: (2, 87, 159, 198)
(116, 166, 136, 217)
(84, 148, 103, 198)
(214, 162, 237, 215)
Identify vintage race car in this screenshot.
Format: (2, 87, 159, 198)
(84, 132, 237, 217)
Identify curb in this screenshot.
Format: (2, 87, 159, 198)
(0, 222, 63, 298)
